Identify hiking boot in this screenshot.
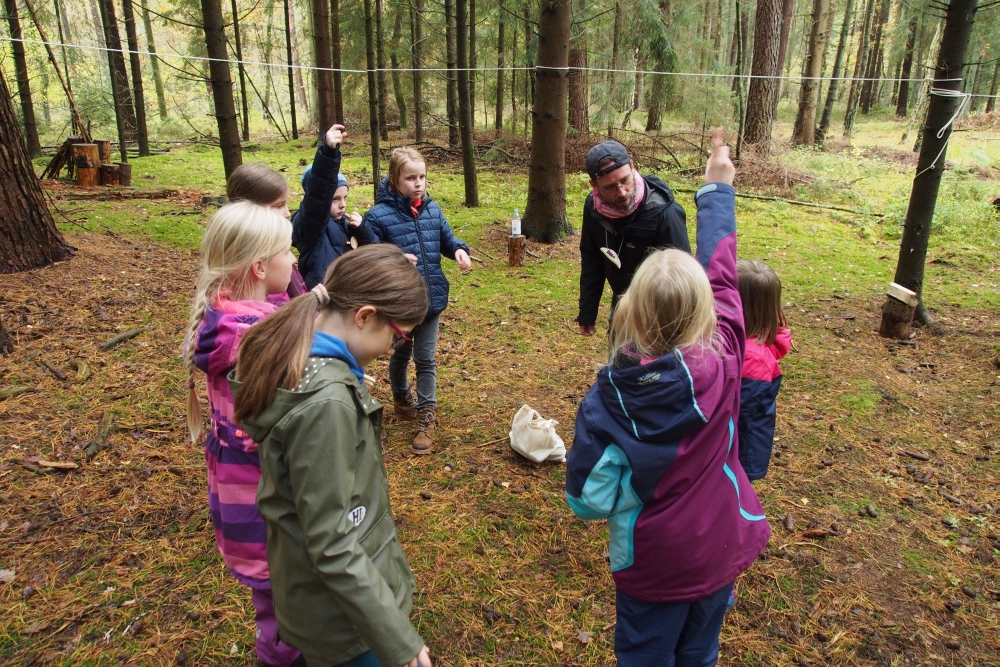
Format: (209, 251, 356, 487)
(412, 408, 436, 455)
(393, 389, 418, 420)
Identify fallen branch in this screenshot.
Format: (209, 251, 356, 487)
(84, 411, 114, 461)
(58, 189, 179, 202)
(100, 328, 149, 350)
(68, 359, 91, 383)
(0, 386, 39, 400)
(671, 187, 883, 217)
(38, 359, 67, 381)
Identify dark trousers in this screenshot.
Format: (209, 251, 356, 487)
(615, 582, 734, 667)
(308, 651, 381, 667)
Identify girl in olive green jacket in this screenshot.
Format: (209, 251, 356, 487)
(232, 245, 432, 667)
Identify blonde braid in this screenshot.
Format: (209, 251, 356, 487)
(183, 281, 213, 443)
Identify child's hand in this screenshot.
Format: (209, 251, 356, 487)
(404, 646, 432, 667)
(455, 249, 472, 272)
(404, 253, 419, 266)
(325, 124, 346, 148)
(704, 127, 735, 186)
(346, 211, 363, 227)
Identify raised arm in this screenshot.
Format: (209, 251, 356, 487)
(292, 125, 345, 252)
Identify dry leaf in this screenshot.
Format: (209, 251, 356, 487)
(552, 641, 564, 651)
(0, 569, 15, 582)
(23, 620, 48, 634)
(576, 630, 594, 644)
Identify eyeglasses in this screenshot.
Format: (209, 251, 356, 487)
(386, 319, 411, 350)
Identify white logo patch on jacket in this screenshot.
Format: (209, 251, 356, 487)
(349, 506, 367, 526)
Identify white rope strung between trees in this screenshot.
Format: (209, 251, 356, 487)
(914, 88, 973, 179)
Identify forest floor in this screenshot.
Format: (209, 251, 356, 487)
(2, 117, 999, 666)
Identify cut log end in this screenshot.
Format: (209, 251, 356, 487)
(508, 235, 526, 267)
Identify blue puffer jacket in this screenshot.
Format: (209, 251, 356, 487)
(363, 178, 470, 317)
(291, 143, 377, 288)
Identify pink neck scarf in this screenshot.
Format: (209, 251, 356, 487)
(592, 167, 645, 219)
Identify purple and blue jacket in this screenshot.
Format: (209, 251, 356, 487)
(566, 182, 771, 603)
(194, 297, 278, 589)
(738, 327, 791, 480)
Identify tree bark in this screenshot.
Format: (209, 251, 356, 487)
(390, 4, 408, 129)
(331, 0, 343, 121)
(54, 0, 78, 134)
(139, 0, 168, 120)
(791, 0, 830, 145)
(230, 0, 251, 140)
(312, 0, 335, 132)
(99, 0, 137, 162)
(896, 15, 917, 117)
(363, 0, 380, 198)
(288, 4, 309, 115)
(456, 0, 478, 206)
(4, 0, 42, 157)
(0, 71, 73, 273)
(859, 0, 889, 113)
(410, 0, 423, 140)
(523, 0, 571, 243)
(468, 0, 476, 124)
(201, 0, 242, 177)
(445, 0, 459, 147)
(816, 0, 854, 145)
(375, 0, 388, 140)
(284, 0, 298, 138)
(771, 0, 795, 106)
(986, 62, 999, 114)
(883, 0, 978, 328)
(121, 0, 150, 155)
(843, 0, 875, 138)
(743, 0, 783, 152)
(494, 0, 504, 131)
(567, 4, 588, 135)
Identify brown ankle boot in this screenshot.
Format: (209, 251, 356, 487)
(412, 409, 435, 455)
(393, 389, 418, 420)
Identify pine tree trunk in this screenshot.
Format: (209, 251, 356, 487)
(771, 0, 795, 106)
(375, 0, 388, 140)
(896, 15, 917, 117)
(859, 0, 889, 114)
(331, 0, 343, 121)
(410, 0, 423, 140)
(523, 0, 571, 243)
(743, 0, 783, 152)
(288, 5, 309, 114)
(495, 0, 504, 131)
(121, 0, 150, 155)
(99, 0, 138, 161)
(201, 0, 242, 177)
(139, 0, 168, 120)
(791, 0, 830, 145)
(967, 63, 980, 111)
(445, 0, 459, 147)
(228, 0, 250, 140)
(363, 0, 380, 198)
(817, 0, 854, 145)
(456, 0, 478, 206)
(312, 0, 335, 132)
(4, 0, 42, 157)
(390, 5, 408, 129)
(567, 0, 588, 135)
(883, 0, 978, 328)
(468, 0, 476, 124)
(0, 71, 72, 273)
(986, 62, 999, 113)
(284, 0, 298, 138)
(843, 0, 875, 138)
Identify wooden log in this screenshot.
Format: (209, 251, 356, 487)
(99, 164, 121, 186)
(71, 143, 99, 170)
(879, 282, 918, 339)
(116, 162, 132, 186)
(95, 139, 112, 165)
(508, 235, 526, 267)
(77, 166, 99, 188)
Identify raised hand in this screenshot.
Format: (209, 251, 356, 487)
(325, 124, 347, 148)
(704, 127, 735, 187)
(346, 211, 363, 227)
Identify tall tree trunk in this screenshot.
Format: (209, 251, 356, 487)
(772, 0, 795, 106)
(121, 0, 149, 155)
(288, 4, 309, 114)
(817, 0, 855, 145)
(986, 62, 999, 113)
(263, 0, 276, 109)
(468, 0, 476, 124)
(609, 0, 621, 133)
(312, 0, 335, 132)
(410, 0, 423, 140)
(882, 0, 978, 328)
(791, 0, 831, 145)
(523, 0, 571, 243)
(510, 10, 517, 132)
(390, 4, 408, 129)
(99, 0, 138, 161)
(0, 71, 72, 272)
(859, 0, 889, 114)
(896, 16, 916, 117)
(284, 0, 298, 138)
(567, 0, 588, 134)
(363, 0, 380, 198)
(967, 63, 980, 111)
(456, 0, 478, 206)
(494, 0, 504, 131)
(54, 0, 79, 132)
(843, 0, 875, 137)
(331, 0, 343, 120)
(445, 0, 459, 147)
(4, 0, 42, 157)
(743, 0, 783, 153)
(643, 0, 671, 133)
(733, 0, 746, 156)
(375, 0, 388, 139)
(139, 0, 168, 120)
(201, 0, 242, 176)
(88, 0, 109, 72)
(230, 0, 251, 140)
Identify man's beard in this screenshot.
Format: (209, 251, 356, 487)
(609, 191, 635, 212)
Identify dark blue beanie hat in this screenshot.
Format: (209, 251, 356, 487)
(300, 166, 349, 193)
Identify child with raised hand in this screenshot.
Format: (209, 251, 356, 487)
(565, 129, 770, 667)
(226, 162, 307, 300)
(362, 147, 472, 455)
(292, 124, 377, 289)
(736, 259, 791, 482)
(231, 244, 433, 667)
(183, 201, 302, 667)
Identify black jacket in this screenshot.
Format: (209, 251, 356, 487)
(577, 175, 690, 327)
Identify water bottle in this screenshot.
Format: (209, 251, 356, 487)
(511, 208, 521, 237)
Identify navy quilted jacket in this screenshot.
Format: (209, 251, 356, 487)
(291, 143, 377, 289)
(363, 178, 469, 316)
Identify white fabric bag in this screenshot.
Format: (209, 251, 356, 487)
(509, 404, 566, 463)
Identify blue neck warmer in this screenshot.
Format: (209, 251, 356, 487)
(309, 332, 364, 384)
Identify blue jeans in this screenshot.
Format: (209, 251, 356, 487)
(308, 650, 381, 667)
(615, 582, 735, 667)
(389, 313, 440, 410)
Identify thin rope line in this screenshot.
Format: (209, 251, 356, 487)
(913, 88, 971, 179)
(0, 35, 962, 84)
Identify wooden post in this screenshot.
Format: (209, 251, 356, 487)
(99, 163, 121, 186)
(879, 282, 918, 339)
(116, 162, 132, 186)
(95, 139, 112, 165)
(77, 167, 99, 187)
(508, 235, 526, 267)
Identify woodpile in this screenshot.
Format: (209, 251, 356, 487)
(40, 136, 132, 187)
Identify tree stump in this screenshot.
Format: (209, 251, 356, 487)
(99, 164, 121, 186)
(72, 143, 99, 171)
(508, 235, 526, 267)
(95, 139, 112, 165)
(77, 166, 99, 188)
(879, 282, 918, 339)
(116, 162, 132, 186)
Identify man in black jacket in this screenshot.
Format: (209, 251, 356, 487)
(577, 140, 691, 335)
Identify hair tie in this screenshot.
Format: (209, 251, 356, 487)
(311, 283, 330, 306)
